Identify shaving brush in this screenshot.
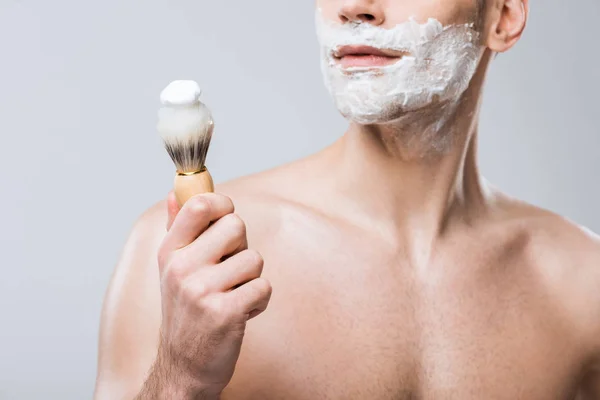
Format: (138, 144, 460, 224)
(157, 80, 215, 206)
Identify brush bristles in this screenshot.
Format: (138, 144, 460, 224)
(164, 124, 213, 172)
(157, 103, 214, 173)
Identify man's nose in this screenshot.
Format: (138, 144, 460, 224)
(338, 0, 385, 25)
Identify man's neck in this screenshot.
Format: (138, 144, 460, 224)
(316, 53, 493, 253)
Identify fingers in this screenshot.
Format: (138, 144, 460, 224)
(171, 249, 271, 322)
(181, 213, 248, 264)
(231, 277, 272, 319)
(177, 249, 263, 304)
(162, 193, 235, 255)
(195, 249, 263, 292)
(166, 191, 180, 231)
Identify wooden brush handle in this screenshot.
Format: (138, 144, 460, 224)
(173, 169, 214, 207)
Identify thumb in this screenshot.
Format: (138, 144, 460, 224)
(166, 191, 181, 231)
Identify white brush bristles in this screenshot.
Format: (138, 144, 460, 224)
(157, 81, 214, 173)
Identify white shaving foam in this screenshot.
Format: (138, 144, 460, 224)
(160, 80, 202, 106)
(315, 10, 481, 125)
(157, 80, 213, 144)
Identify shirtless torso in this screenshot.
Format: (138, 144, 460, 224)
(223, 185, 600, 399)
(94, 0, 600, 397)
(95, 145, 600, 399)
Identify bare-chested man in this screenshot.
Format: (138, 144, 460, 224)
(93, 0, 600, 398)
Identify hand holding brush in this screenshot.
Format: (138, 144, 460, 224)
(135, 81, 272, 399)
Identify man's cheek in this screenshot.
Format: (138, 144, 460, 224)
(315, 0, 339, 21)
(382, 0, 479, 27)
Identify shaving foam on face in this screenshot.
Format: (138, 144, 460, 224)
(315, 10, 481, 125)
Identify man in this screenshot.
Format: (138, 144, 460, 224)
(94, 0, 600, 398)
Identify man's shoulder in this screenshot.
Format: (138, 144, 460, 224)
(504, 201, 600, 266)
(496, 198, 600, 276)
(499, 199, 600, 339)
(215, 158, 322, 219)
(527, 210, 600, 299)
(216, 158, 311, 204)
(216, 162, 326, 242)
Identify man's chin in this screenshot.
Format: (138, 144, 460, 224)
(337, 103, 417, 126)
(335, 95, 456, 126)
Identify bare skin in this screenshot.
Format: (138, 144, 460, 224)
(95, 0, 600, 399)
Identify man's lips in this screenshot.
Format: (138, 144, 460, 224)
(332, 45, 407, 68)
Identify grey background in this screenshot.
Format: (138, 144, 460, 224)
(0, 0, 598, 398)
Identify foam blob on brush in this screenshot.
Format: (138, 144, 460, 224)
(157, 80, 215, 206)
(160, 80, 202, 106)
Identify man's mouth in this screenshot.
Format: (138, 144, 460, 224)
(332, 45, 408, 68)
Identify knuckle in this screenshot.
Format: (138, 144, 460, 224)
(181, 280, 210, 302)
(224, 213, 246, 236)
(254, 277, 272, 298)
(243, 249, 264, 273)
(164, 259, 186, 283)
(218, 194, 235, 213)
(194, 282, 210, 299)
(206, 297, 234, 325)
(179, 280, 195, 300)
(187, 196, 211, 218)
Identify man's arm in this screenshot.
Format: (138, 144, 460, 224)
(578, 365, 600, 400)
(93, 202, 165, 400)
(94, 192, 271, 399)
(133, 352, 220, 400)
(577, 230, 600, 400)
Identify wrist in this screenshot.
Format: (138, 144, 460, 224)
(160, 378, 220, 400)
(149, 352, 222, 400)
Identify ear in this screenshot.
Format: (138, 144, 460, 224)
(484, 0, 528, 53)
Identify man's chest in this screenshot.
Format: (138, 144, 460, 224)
(221, 240, 586, 399)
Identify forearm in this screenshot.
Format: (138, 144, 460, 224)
(135, 356, 220, 400)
